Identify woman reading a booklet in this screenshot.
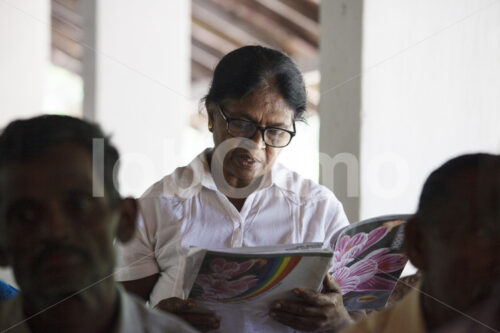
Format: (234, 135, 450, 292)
(117, 45, 353, 332)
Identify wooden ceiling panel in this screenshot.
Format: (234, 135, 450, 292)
(50, 0, 319, 91)
(251, 0, 319, 46)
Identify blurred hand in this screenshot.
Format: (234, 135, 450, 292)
(155, 297, 220, 332)
(269, 275, 353, 332)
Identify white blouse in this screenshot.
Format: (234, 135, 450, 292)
(116, 149, 349, 332)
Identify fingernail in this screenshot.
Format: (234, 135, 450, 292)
(187, 300, 195, 307)
(293, 289, 301, 295)
(274, 303, 281, 309)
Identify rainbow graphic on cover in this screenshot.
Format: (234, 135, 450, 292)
(189, 254, 303, 302)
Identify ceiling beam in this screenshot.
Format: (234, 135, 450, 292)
(278, 0, 319, 21)
(191, 20, 238, 57)
(210, 0, 316, 56)
(191, 43, 220, 73)
(251, 0, 319, 46)
(192, 0, 267, 47)
(191, 61, 213, 82)
(52, 0, 82, 29)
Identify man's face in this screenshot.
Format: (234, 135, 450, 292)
(0, 143, 122, 301)
(420, 172, 500, 311)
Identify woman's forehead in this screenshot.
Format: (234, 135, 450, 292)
(222, 88, 294, 120)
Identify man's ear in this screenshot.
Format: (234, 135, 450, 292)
(116, 198, 138, 244)
(0, 237, 10, 267)
(0, 248, 9, 267)
(405, 216, 427, 270)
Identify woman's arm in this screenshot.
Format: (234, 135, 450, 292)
(121, 274, 220, 332)
(121, 274, 159, 302)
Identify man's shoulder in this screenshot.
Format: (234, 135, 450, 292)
(0, 295, 29, 332)
(120, 290, 198, 333)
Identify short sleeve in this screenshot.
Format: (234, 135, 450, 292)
(115, 203, 160, 281)
(115, 195, 189, 306)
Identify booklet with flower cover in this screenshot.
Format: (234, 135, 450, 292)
(183, 215, 410, 312)
(183, 243, 333, 305)
(330, 214, 410, 311)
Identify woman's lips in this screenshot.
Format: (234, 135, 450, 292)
(233, 152, 260, 169)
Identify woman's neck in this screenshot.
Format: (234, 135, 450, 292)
(228, 197, 246, 211)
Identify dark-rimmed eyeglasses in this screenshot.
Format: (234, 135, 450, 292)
(217, 105, 296, 148)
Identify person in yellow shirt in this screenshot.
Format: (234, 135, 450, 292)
(341, 153, 500, 333)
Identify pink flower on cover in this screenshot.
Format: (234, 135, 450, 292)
(195, 258, 258, 300)
(209, 258, 255, 280)
(196, 274, 258, 300)
(332, 247, 407, 294)
(331, 226, 389, 272)
(330, 224, 407, 295)
(356, 249, 407, 292)
(332, 259, 378, 293)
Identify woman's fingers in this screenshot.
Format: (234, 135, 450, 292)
(323, 274, 342, 293)
(269, 284, 353, 332)
(155, 297, 220, 332)
(270, 299, 329, 317)
(293, 287, 341, 307)
(155, 297, 195, 313)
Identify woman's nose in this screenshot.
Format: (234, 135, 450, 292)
(251, 129, 266, 149)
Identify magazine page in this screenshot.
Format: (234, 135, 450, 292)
(182, 245, 334, 333)
(185, 245, 332, 305)
(330, 214, 411, 311)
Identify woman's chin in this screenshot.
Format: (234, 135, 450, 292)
(226, 168, 264, 188)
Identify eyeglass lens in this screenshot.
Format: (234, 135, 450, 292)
(227, 120, 292, 147)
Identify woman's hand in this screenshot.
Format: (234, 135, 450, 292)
(155, 297, 220, 332)
(269, 276, 353, 332)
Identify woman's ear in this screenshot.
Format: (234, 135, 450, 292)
(206, 102, 216, 132)
(116, 198, 138, 244)
(405, 217, 427, 270)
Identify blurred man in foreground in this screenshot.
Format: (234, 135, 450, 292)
(341, 153, 500, 332)
(0, 115, 197, 332)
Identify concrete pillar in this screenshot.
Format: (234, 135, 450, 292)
(82, 0, 191, 197)
(319, 0, 363, 222)
(0, 0, 50, 288)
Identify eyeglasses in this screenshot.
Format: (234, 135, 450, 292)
(217, 105, 296, 148)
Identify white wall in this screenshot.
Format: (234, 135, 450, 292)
(83, 0, 191, 197)
(0, 0, 49, 287)
(360, 0, 500, 218)
(320, 0, 500, 221)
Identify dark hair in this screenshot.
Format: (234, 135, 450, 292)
(205, 45, 307, 121)
(416, 153, 500, 230)
(0, 115, 121, 204)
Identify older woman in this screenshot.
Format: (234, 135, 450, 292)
(117, 46, 352, 332)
